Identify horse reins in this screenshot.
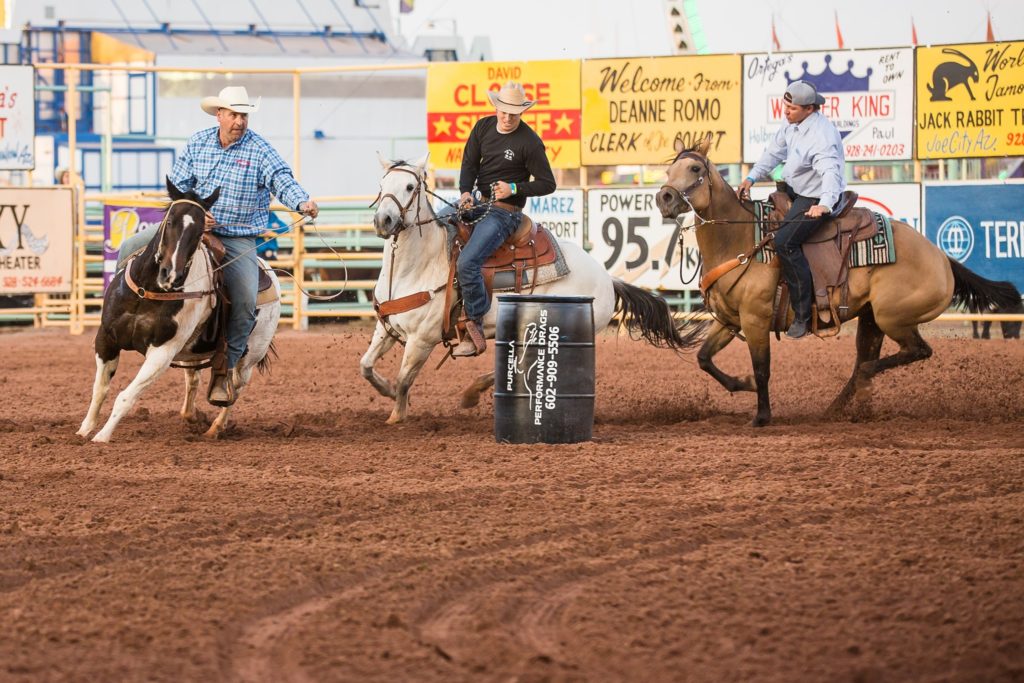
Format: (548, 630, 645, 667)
(367, 163, 502, 346)
(124, 198, 218, 301)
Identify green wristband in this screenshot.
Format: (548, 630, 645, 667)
(510, 183, 517, 195)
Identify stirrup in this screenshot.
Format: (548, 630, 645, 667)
(207, 371, 236, 407)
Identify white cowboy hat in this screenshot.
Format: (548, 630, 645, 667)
(487, 81, 535, 115)
(200, 86, 261, 116)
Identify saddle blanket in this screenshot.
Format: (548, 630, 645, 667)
(753, 200, 896, 268)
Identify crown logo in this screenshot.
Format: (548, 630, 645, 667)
(785, 55, 872, 93)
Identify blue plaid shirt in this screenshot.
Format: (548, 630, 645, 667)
(169, 127, 309, 238)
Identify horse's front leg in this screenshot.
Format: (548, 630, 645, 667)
(696, 321, 756, 393)
(743, 327, 773, 427)
(360, 321, 399, 399)
(180, 368, 206, 424)
(77, 348, 120, 437)
(92, 346, 177, 443)
(387, 339, 436, 424)
(461, 372, 495, 408)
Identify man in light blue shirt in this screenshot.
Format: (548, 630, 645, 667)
(119, 86, 318, 404)
(736, 80, 846, 339)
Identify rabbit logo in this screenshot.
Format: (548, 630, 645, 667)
(927, 48, 980, 102)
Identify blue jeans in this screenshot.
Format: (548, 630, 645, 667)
(441, 202, 522, 323)
(774, 195, 830, 322)
(220, 236, 259, 368)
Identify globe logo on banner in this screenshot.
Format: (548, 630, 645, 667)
(936, 215, 974, 262)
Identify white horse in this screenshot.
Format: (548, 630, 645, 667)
(77, 181, 281, 442)
(361, 153, 704, 423)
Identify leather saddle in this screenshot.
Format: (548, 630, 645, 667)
(766, 189, 878, 336)
(443, 208, 559, 342)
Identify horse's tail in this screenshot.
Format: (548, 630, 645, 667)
(612, 279, 706, 352)
(256, 340, 278, 375)
(948, 258, 1021, 312)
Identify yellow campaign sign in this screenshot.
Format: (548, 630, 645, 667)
(581, 55, 742, 165)
(426, 60, 581, 170)
(916, 41, 1024, 159)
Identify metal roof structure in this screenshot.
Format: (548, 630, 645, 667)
(12, 0, 412, 59)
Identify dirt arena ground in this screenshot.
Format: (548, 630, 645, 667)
(0, 321, 1021, 682)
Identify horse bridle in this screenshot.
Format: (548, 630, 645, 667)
(369, 164, 439, 233)
(659, 150, 716, 230)
(126, 198, 216, 301)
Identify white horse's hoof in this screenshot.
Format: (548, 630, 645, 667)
(91, 432, 111, 443)
(75, 426, 92, 438)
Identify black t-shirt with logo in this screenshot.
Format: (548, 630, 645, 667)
(458, 116, 556, 210)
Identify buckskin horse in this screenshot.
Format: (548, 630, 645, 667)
(656, 136, 1021, 426)
(77, 180, 281, 442)
(362, 153, 705, 423)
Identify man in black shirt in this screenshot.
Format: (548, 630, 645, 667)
(447, 81, 557, 357)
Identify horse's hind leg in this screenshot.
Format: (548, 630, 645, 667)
(827, 308, 885, 416)
(461, 372, 495, 408)
(180, 369, 206, 424)
(360, 322, 399, 399)
(850, 325, 933, 410)
(77, 349, 120, 437)
(387, 340, 435, 424)
(697, 321, 756, 393)
(92, 347, 176, 443)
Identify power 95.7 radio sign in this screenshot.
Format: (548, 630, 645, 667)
(586, 189, 699, 290)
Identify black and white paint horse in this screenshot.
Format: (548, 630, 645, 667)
(77, 180, 281, 442)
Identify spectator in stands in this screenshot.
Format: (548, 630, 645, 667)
(117, 85, 318, 405)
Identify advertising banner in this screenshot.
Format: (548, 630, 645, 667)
(426, 60, 581, 170)
(916, 41, 1024, 159)
(751, 182, 922, 233)
(586, 189, 700, 290)
(743, 49, 913, 163)
(432, 189, 585, 248)
(0, 188, 74, 293)
(0, 65, 35, 170)
(923, 182, 1024, 291)
(581, 55, 742, 165)
(102, 202, 167, 289)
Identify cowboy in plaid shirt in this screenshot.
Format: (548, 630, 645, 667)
(119, 86, 318, 405)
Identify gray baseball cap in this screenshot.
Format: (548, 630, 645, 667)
(784, 80, 826, 106)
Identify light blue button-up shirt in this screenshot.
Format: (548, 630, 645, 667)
(748, 111, 846, 209)
(169, 127, 309, 238)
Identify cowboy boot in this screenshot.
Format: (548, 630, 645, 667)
(452, 320, 487, 357)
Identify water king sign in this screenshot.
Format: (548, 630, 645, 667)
(743, 49, 913, 162)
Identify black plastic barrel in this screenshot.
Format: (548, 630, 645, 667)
(493, 294, 595, 444)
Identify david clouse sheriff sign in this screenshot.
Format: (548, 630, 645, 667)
(581, 55, 742, 165)
(0, 66, 35, 170)
(743, 49, 913, 163)
(916, 41, 1024, 159)
(0, 188, 74, 294)
(426, 60, 581, 170)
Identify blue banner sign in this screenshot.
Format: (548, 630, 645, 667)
(924, 182, 1024, 292)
